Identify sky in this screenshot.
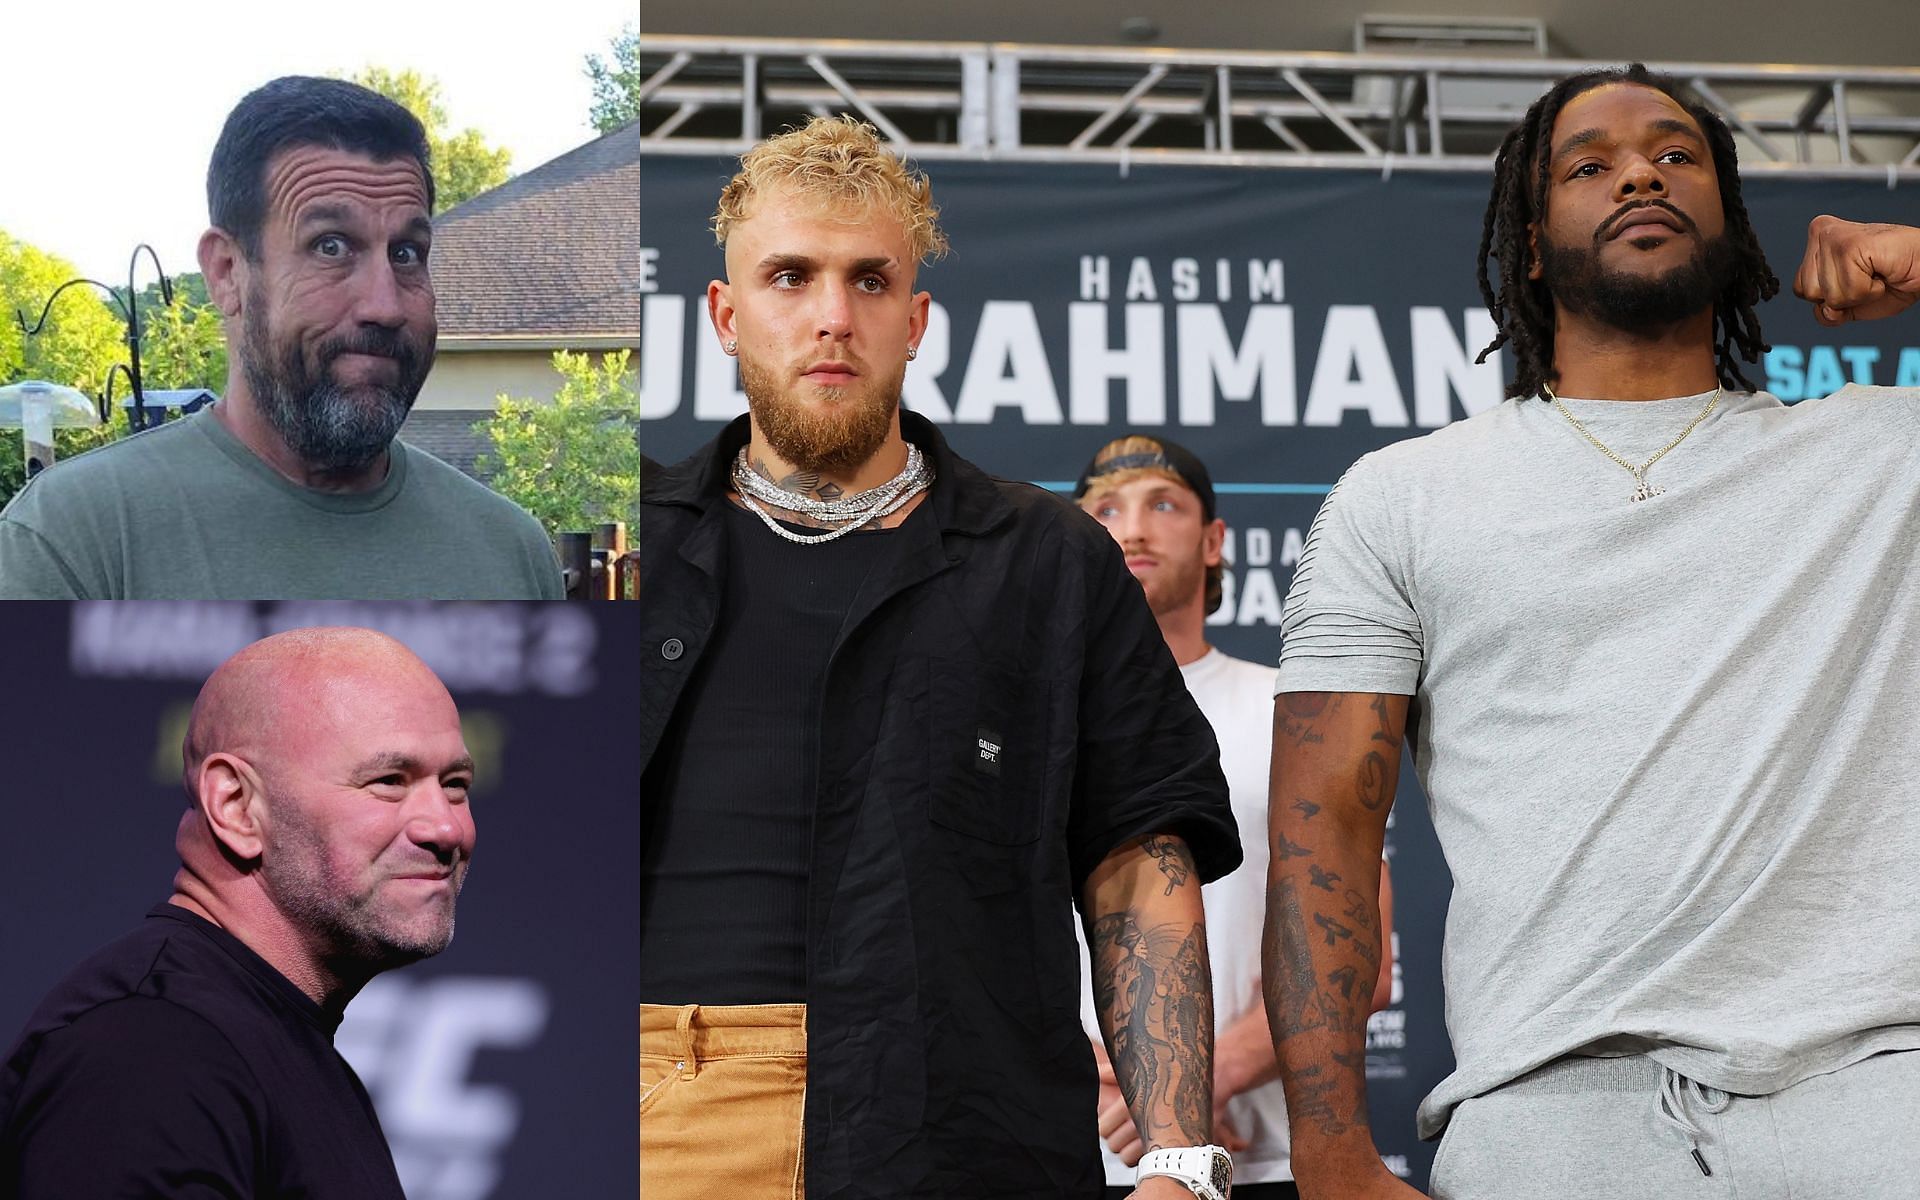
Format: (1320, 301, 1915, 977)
(4, 0, 636, 285)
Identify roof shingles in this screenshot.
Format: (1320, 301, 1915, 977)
(431, 123, 640, 339)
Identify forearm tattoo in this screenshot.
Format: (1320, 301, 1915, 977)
(1090, 839, 1213, 1149)
(1260, 692, 1398, 1140)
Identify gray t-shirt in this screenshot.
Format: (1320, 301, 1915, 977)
(1276, 384, 1920, 1139)
(0, 408, 564, 599)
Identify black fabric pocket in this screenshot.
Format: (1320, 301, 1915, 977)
(925, 657, 1051, 846)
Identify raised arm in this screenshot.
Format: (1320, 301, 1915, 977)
(1262, 692, 1422, 1200)
(1795, 216, 1920, 326)
(1082, 833, 1214, 1173)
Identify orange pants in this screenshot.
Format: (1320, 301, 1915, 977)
(640, 1003, 808, 1200)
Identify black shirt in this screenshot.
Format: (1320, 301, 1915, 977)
(0, 904, 405, 1199)
(642, 414, 1240, 1199)
(641, 502, 904, 1003)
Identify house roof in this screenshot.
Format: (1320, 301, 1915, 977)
(401, 408, 493, 478)
(431, 123, 640, 340)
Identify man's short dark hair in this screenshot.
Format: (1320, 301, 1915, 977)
(207, 76, 435, 260)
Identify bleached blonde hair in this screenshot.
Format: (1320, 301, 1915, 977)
(712, 115, 949, 264)
(1080, 436, 1225, 616)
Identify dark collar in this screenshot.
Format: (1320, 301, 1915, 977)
(643, 411, 1015, 538)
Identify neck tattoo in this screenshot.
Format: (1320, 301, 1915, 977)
(730, 444, 934, 544)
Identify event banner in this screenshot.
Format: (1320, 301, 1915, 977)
(0, 602, 639, 1200)
(641, 152, 1919, 1187)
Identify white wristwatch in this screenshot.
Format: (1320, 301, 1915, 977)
(1136, 1145, 1233, 1199)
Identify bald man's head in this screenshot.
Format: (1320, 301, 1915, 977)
(177, 627, 476, 980)
(183, 627, 443, 802)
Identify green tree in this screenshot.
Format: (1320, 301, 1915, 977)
(474, 350, 640, 537)
(0, 232, 130, 505)
(139, 297, 227, 393)
(349, 67, 513, 211)
(2, 233, 130, 399)
(120, 270, 227, 394)
(123, 270, 210, 316)
(585, 25, 642, 134)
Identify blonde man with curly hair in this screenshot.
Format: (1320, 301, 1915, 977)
(641, 117, 1242, 1200)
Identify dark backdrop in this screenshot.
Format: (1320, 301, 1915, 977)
(0, 601, 638, 1200)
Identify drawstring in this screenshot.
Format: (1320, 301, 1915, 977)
(1656, 1064, 1731, 1176)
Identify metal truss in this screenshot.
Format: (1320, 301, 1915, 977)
(638, 35, 1920, 179)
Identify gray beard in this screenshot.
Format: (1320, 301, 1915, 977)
(241, 305, 426, 473)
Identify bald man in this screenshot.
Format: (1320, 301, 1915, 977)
(0, 627, 475, 1198)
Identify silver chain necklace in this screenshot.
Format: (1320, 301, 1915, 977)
(1543, 383, 1722, 504)
(730, 444, 934, 545)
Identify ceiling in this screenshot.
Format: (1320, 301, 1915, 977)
(637, 1, 1920, 71)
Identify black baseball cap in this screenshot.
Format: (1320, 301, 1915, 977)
(1072, 435, 1216, 522)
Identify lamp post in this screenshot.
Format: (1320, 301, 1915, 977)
(13, 244, 174, 432)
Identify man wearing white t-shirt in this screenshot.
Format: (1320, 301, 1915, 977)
(1074, 435, 1396, 1200)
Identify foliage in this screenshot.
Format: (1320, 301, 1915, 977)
(1, 231, 131, 401)
(122, 270, 210, 315)
(585, 25, 642, 134)
(474, 350, 640, 537)
(348, 67, 513, 212)
(138, 296, 228, 393)
(0, 231, 128, 503)
(0, 237, 233, 508)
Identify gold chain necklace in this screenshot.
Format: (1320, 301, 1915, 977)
(1543, 383, 1722, 503)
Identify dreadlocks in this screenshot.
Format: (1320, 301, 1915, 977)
(1474, 63, 1779, 400)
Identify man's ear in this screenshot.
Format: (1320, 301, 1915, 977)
(1201, 516, 1227, 569)
(907, 288, 931, 352)
(193, 752, 267, 862)
(708, 279, 737, 348)
(199, 228, 246, 318)
(1526, 222, 1544, 282)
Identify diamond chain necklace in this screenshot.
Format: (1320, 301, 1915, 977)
(730, 444, 933, 545)
(1543, 383, 1722, 503)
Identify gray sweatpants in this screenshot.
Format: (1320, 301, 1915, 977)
(1429, 1050, 1920, 1200)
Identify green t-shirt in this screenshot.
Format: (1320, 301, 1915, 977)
(0, 410, 564, 599)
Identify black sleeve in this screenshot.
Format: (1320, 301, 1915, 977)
(1063, 516, 1242, 896)
(4, 997, 257, 1199)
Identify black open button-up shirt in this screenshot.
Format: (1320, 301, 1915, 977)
(642, 413, 1241, 1199)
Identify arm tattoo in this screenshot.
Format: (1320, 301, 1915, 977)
(1313, 913, 1355, 945)
(1341, 888, 1377, 931)
(1291, 798, 1321, 822)
(1274, 832, 1314, 860)
(1369, 694, 1402, 748)
(1356, 751, 1391, 811)
(1307, 864, 1342, 891)
(1090, 912, 1214, 1149)
(1327, 964, 1362, 1000)
(1142, 836, 1194, 897)
(1266, 871, 1380, 1137)
(1264, 874, 1330, 1039)
(1277, 693, 1340, 747)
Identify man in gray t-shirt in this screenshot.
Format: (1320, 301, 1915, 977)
(0, 76, 562, 599)
(1261, 64, 1920, 1200)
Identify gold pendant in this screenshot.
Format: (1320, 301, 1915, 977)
(1631, 479, 1664, 502)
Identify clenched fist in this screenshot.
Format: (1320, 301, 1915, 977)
(1794, 215, 1920, 326)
